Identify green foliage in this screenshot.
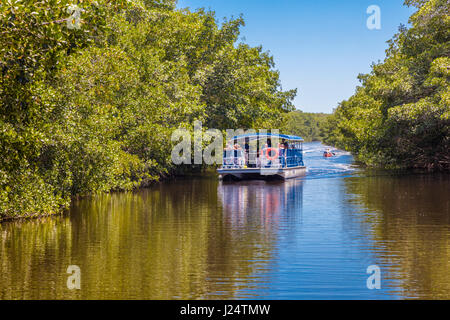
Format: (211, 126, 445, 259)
(281, 110, 330, 142)
(0, 0, 129, 218)
(323, 0, 449, 170)
(0, 1, 295, 218)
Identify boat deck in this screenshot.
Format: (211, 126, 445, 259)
(218, 166, 306, 180)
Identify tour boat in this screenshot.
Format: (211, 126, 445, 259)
(218, 133, 306, 180)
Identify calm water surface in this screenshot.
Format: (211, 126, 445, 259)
(1, 142, 449, 299)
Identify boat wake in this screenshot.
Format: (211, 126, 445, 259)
(303, 142, 358, 179)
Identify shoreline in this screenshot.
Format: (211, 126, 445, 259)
(1, 165, 448, 223)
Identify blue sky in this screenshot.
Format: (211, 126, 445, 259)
(177, 0, 416, 113)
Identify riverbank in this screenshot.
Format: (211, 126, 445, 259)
(2, 142, 447, 223)
(0, 168, 218, 222)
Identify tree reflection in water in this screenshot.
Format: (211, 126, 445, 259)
(344, 173, 450, 299)
(2, 172, 447, 300)
(0, 177, 304, 300)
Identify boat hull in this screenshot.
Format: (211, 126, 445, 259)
(218, 166, 306, 181)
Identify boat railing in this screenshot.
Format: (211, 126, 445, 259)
(221, 149, 303, 169)
(222, 156, 245, 168)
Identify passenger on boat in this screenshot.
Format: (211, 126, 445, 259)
(233, 144, 245, 167)
(223, 144, 234, 167)
(256, 153, 262, 168)
(282, 139, 289, 150)
(279, 140, 288, 167)
(260, 144, 269, 167)
(244, 141, 250, 166)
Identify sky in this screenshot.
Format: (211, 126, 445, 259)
(176, 0, 416, 113)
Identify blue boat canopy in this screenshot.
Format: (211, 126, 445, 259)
(230, 132, 304, 142)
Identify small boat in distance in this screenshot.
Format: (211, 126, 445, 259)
(323, 148, 335, 158)
(218, 133, 306, 180)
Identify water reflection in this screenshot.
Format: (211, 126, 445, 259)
(344, 173, 450, 299)
(218, 179, 303, 231)
(1, 144, 449, 300)
(0, 178, 304, 300)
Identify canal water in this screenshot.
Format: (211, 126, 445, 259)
(0, 142, 449, 299)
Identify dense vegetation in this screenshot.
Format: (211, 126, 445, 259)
(323, 0, 449, 170)
(0, 0, 296, 219)
(281, 110, 329, 142)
